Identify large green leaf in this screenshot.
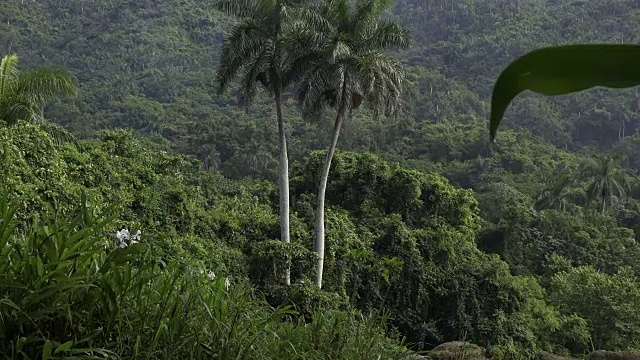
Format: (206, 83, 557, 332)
(489, 44, 640, 140)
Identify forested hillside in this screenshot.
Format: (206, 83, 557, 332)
(3, 0, 640, 359)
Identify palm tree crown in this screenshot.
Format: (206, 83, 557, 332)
(0, 54, 77, 126)
(535, 168, 585, 212)
(215, 0, 322, 104)
(585, 154, 628, 214)
(297, 0, 410, 121)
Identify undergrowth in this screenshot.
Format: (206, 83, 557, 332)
(0, 192, 411, 359)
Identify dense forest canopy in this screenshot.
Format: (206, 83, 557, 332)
(3, 0, 640, 359)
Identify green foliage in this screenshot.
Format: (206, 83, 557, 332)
(250, 239, 316, 287)
(502, 209, 640, 277)
(0, 121, 83, 218)
(5, 0, 640, 357)
(550, 266, 640, 351)
(0, 191, 410, 359)
(215, 0, 318, 103)
(0, 191, 125, 358)
(292, 151, 579, 355)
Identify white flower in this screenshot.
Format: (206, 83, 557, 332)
(208, 271, 216, 280)
(115, 228, 142, 248)
(225, 277, 230, 291)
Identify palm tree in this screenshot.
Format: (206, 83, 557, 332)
(297, 0, 410, 288)
(215, 0, 321, 285)
(0, 54, 77, 126)
(585, 154, 628, 215)
(534, 168, 584, 211)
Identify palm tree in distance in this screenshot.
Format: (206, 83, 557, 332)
(585, 154, 628, 215)
(534, 168, 585, 212)
(0, 54, 77, 135)
(215, 0, 324, 285)
(297, 0, 410, 288)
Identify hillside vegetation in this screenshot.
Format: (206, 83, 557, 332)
(2, 0, 640, 359)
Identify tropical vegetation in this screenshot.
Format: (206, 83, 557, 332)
(3, 0, 640, 359)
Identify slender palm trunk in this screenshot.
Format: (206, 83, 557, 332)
(314, 104, 347, 289)
(601, 195, 606, 215)
(274, 86, 291, 286)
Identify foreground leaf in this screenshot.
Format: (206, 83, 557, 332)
(490, 44, 640, 140)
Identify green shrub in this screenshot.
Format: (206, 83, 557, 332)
(0, 192, 411, 359)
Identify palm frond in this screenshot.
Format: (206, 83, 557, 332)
(294, 3, 333, 34)
(319, 0, 350, 26)
(0, 54, 20, 98)
(535, 169, 581, 211)
(349, 52, 403, 117)
(298, 65, 339, 122)
(362, 20, 411, 50)
(352, 0, 394, 35)
(585, 154, 628, 213)
(353, 0, 378, 24)
(255, 0, 281, 22)
(33, 119, 78, 146)
(284, 10, 330, 51)
(281, 52, 321, 88)
(16, 68, 77, 108)
(0, 96, 35, 125)
(216, 21, 269, 93)
(238, 48, 271, 108)
(0, 54, 78, 129)
(215, 0, 258, 17)
(330, 41, 353, 64)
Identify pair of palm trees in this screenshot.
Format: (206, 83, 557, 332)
(215, 0, 409, 288)
(535, 156, 628, 215)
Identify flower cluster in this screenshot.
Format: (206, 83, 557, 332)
(115, 228, 141, 248)
(205, 270, 231, 291)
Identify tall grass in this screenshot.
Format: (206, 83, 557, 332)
(0, 193, 412, 359)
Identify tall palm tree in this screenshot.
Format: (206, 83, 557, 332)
(585, 154, 628, 215)
(215, 0, 322, 285)
(297, 0, 410, 288)
(0, 54, 77, 126)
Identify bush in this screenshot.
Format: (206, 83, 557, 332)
(0, 193, 411, 359)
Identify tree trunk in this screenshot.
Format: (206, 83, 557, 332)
(274, 86, 291, 286)
(601, 195, 606, 215)
(314, 104, 347, 289)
